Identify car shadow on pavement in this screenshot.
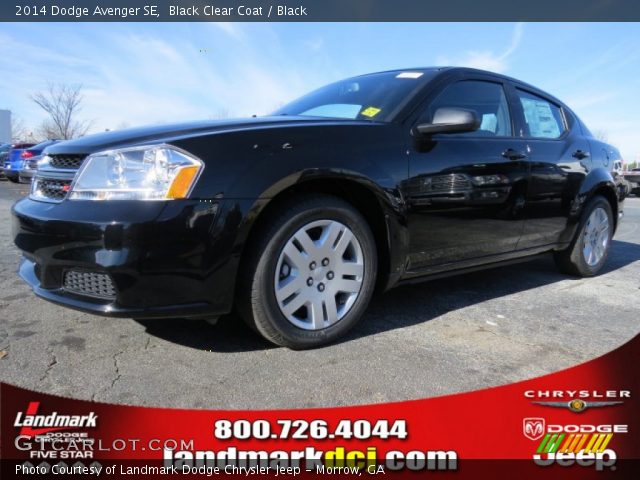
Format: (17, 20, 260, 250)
(135, 315, 276, 353)
(600, 240, 640, 274)
(135, 240, 640, 352)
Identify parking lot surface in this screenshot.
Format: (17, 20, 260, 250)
(1, 180, 639, 409)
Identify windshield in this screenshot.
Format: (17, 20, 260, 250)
(273, 70, 436, 122)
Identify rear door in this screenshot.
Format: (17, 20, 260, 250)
(403, 76, 530, 271)
(510, 86, 591, 248)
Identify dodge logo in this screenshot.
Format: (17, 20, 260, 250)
(523, 417, 545, 441)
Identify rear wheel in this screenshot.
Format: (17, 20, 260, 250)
(238, 194, 377, 349)
(554, 195, 613, 276)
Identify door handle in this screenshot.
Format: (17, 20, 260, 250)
(502, 149, 527, 161)
(572, 150, 590, 160)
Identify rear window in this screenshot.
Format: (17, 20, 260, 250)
(516, 89, 566, 139)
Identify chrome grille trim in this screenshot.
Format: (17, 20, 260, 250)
(32, 177, 73, 202)
(31, 154, 84, 203)
(49, 154, 86, 169)
(428, 174, 472, 192)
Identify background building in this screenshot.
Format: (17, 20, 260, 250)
(0, 110, 10, 144)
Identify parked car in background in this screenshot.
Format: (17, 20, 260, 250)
(18, 139, 61, 183)
(624, 168, 640, 196)
(0, 143, 11, 179)
(612, 160, 629, 199)
(4, 142, 36, 182)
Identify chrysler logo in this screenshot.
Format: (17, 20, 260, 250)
(532, 400, 623, 413)
(523, 417, 545, 441)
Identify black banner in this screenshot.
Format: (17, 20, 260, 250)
(3, 0, 640, 22)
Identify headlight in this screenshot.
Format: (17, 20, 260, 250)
(67, 144, 204, 201)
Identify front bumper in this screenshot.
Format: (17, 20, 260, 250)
(19, 168, 35, 180)
(12, 196, 244, 318)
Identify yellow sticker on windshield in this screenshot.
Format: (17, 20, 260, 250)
(361, 107, 381, 118)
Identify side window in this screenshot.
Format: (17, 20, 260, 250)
(424, 80, 512, 137)
(516, 89, 566, 139)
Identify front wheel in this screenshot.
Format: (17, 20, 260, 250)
(238, 194, 377, 349)
(554, 195, 613, 277)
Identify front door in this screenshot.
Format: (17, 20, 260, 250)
(402, 79, 530, 272)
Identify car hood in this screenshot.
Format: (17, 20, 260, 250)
(45, 116, 374, 156)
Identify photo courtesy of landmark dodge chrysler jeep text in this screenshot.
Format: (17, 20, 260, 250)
(12, 67, 625, 348)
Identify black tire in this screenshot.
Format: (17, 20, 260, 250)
(8, 176, 19, 183)
(238, 194, 377, 349)
(554, 195, 614, 277)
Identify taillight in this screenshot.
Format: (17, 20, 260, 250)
(21, 151, 34, 159)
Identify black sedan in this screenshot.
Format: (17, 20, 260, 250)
(12, 67, 625, 348)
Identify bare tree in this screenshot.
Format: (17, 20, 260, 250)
(11, 115, 29, 142)
(31, 83, 92, 140)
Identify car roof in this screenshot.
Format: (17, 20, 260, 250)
(364, 66, 530, 85)
(361, 66, 567, 108)
(29, 139, 59, 149)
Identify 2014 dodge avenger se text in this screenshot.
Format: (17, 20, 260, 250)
(11, 68, 625, 348)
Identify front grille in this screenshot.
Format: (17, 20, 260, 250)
(34, 178, 72, 201)
(63, 271, 116, 299)
(49, 154, 86, 169)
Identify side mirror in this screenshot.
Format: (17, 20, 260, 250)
(415, 108, 480, 136)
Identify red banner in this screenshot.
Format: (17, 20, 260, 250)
(2, 335, 638, 479)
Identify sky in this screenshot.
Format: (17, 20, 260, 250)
(0, 22, 639, 162)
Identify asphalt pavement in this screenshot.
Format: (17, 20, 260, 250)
(1, 180, 639, 408)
